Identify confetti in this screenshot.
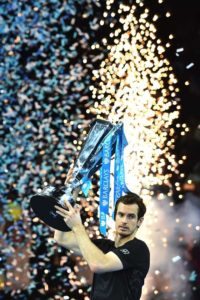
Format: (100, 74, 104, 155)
(176, 47, 184, 53)
(0, 0, 199, 299)
(186, 62, 194, 69)
(172, 255, 181, 263)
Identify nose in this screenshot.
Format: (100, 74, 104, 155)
(121, 216, 128, 224)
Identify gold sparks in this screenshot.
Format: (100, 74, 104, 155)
(89, 3, 187, 200)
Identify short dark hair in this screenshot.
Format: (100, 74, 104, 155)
(114, 192, 146, 220)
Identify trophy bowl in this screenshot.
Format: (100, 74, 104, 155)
(30, 186, 74, 231)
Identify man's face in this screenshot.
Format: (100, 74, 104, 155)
(115, 202, 143, 237)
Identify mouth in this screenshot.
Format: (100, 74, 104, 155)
(119, 226, 129, 230)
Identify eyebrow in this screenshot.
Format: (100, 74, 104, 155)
(118, 212, 137, 217)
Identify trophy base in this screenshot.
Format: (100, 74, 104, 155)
(30, 194, 71, 232)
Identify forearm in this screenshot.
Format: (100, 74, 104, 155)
(54, 229, 66, 243)
(54, 229, 71, 247)
(54, 229, 81, 254)
(72, 225, 106, 272)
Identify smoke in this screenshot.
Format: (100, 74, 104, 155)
(137, 192, 200, 300)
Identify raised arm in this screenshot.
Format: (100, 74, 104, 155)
(53, 164, 81, 255)
(54, 166, 123, 273)
(55, 200, 123, 273)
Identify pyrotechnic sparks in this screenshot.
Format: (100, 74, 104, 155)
(90, 2, 189, 200)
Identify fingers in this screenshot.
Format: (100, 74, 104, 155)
(55, 209, 67, 218)
(74, 204, 80, 213)
(65, 162, 74, 184)
(55, 205, 69, 214)
(55, 200, 77, 213)
(55, 201, 79, 214)
(64, 199, 73, 211)
(55, 205, 70, 220)
(56, 210, 70, 226)
(55, 206, 70, 219)
(55, 203, 80, 218)
(65, 175, 72, 185)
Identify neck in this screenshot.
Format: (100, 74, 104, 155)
(114, 230, 137, 247)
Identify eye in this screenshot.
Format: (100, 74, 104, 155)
(128, 214, 136, 219)
(117, 212, 123, 217)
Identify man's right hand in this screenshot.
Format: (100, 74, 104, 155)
(65, 162, 74, 185)
(65, 162, 81, 201)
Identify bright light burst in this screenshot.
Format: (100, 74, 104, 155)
(89, 2, 188, 201)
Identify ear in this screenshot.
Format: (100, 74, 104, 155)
(137, 217, 144, 228)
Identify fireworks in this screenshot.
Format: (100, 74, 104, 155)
(90, 2, 188, 201)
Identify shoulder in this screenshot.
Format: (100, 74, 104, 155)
(110, 238, 150, 272)
(124, 238, 150, 257)
(132, 238, 149, 250)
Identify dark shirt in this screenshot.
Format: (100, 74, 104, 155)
(90, 238, 150, 300)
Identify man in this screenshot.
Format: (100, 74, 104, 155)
(54, 192, 150, 300)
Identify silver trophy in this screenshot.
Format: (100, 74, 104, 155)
(30, 119, 122, 231)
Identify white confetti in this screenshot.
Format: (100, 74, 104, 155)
(186, 63, 194, 69)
